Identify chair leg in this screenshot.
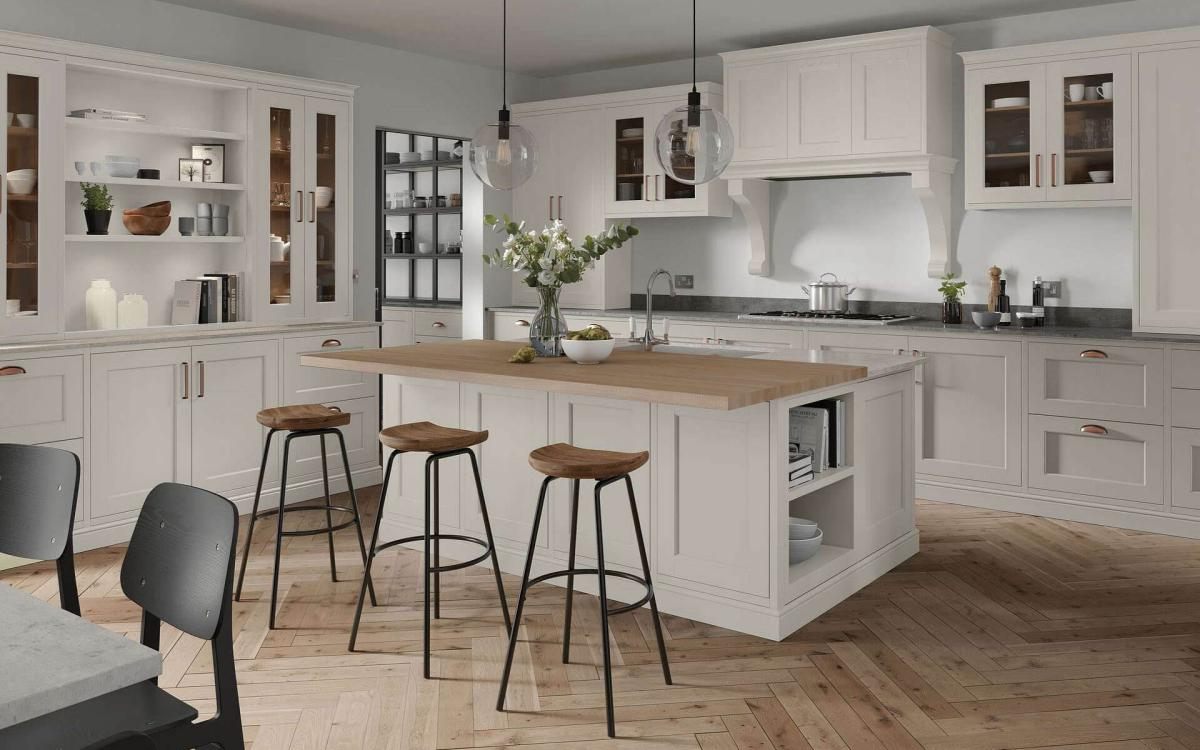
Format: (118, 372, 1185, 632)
(56, 536, 81, 617)
(349, 450, 399, 651)
(423, 455, 434, 678)
(270, 433, 296, 630)
(319, 433, 338, 583)
(334, 428, 375, 605)
(625, 475, 671, 685)
(594, 480, 616, 738)
(562, 478, 580, 663)
(468, 449, 511, 632)
(235, 428, 275, 601)
(432, 456, 441, 620)
(496, 476, 552, 709)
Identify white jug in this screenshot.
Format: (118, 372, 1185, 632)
(85, 279, 117, 330)
(117, 293, 149, 329)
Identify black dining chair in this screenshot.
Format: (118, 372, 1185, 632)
(86, 732, 156, 750)
(0, 482, 245, 750)
(0, 442, 82, 615)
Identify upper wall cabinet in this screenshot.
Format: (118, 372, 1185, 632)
(963, 52, 1131, 208)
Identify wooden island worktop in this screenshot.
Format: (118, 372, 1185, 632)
(302, 339, 868, 410)
(302, 339, 918, 640)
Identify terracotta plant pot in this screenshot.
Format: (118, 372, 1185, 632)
(122, 201, 172, 236)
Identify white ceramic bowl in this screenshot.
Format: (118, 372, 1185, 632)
(7, 168, 36, 179)
(1089, 170, 1113, 183)
(788, 517, 820, 540)
(14, 113, 36, 128)
(972, 311, 1002, 329)
(6, 170, 37, 195)
(105, 155, 140, 178)
(562, 338, 615, 365)
(314, 186, 334, 208)
(991, 96, 1030, 108)
(789, 529, 823, 565)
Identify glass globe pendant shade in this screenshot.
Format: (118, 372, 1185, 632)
(469, 109, 537, 190)
(654, 93, 734, 185)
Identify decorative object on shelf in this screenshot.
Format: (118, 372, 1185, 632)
(270, 235, 289, 262)
(314, 186, 333, 208)
(73, 161, 86, 176)
(85, 278, 118, 330)
(972, 310, 1002, 330)
(192, 144, 225, 183)
(938, 273, 966, 324)
(449, 192, 462, 207)
(116, 293, 149, 329)
(654, 0, 733, 186)
(508, 346, 536, 364)
(987, 266, 1002, 312)
(178, 158, 204, 182)
(79, 182, 114, 235)
(178, 217, 195, 236)
(469, 0, 536, 190)
(6, 168, 36, 196)
(136, 168, 160, 180)
(105, 155, 139, 178)
(122, 201, 172, 236)
(88, 161, 102, 176)
(452, 140, 463, 158)
(14, 113, 35, 128)
(69, 107, 146, 123)
(562, 325, 615, 365)
(483, 214, 638, 356)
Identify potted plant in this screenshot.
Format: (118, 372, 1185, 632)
(484, 215, 637, 357)
(80, 183, 115, 235)
(938, 273, 967, 324)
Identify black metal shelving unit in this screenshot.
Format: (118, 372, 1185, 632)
(375, 128, 465, 309)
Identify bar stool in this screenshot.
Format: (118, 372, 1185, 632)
(496, 443, 671, 738)
(234, 403, 375, 629)
(349, 421, 511, 679)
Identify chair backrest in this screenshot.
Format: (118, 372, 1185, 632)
(0, 443, 80, 560)
(87, 732, 157, 750)
(120, 482, 237, 640)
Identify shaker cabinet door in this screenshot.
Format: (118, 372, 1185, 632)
(725, 62, 789, 162)
(851, 46, 922, 155)
(255, 90, 307, 321)
(787, 54, 853, 158)
(304, 96, 352, 320)
(965, 64, 1048, 206)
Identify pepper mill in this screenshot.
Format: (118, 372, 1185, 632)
(987, 266, 1002, 313)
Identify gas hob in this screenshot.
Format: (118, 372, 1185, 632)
(737, 311, 917, 325)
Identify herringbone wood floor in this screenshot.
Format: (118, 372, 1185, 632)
(7, 490, 1200, 749)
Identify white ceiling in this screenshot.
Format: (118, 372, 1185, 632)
(159, 0, 1129, 76)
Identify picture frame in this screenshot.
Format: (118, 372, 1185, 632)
(192, 144, 225, 183)
(178, 158, 205, 183)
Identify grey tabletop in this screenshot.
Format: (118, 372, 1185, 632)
(0, 583, 161, 729)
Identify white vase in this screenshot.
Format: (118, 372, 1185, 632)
(85, 279, 117, 330)
(117, 293, 149, 329)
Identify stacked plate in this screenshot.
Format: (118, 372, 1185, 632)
(788, 517, 823, 564)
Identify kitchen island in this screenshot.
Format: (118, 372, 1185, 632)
(303, 340, 919, 640)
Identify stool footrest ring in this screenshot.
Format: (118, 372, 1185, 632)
(254, 504, 359, 537)
(374, 533, 495, 574)
(527, 568, 654, 616)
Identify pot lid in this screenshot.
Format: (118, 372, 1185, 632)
(808, 272, 849, 288)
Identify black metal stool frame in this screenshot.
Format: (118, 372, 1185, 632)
(349, 446, 511, 679)
(234, 426, 375, 629)
(497, 473, 671, 738)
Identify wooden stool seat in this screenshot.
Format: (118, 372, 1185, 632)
(529, 443, 650, 480)
(256, 404, 350, 431)
(379, 421, 488, 453)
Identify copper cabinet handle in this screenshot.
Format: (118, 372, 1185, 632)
(1080, 349, 1108, 359)
(295, 190, 303, 222)
(0, 365, 26, 376)
(432, 321, 446, 329)
(1035, 154, 1042, 188)
(327, 405, 342, 413)
(515, 319, 530, 327)
(181, 362, 190, 400)
(197, 360, 205, 398)
(1080, 424, 1109, 436)
(548, 195, 554, 221)
(309, 191, 316, 222)
(558, 195, 563, 218)
(1051, 153, 1058, 187)
(643, 175, 649, 201)
(321, 338, 342, 347)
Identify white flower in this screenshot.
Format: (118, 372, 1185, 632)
(539, 255, 554, 270)
(538, 270, 557, 285)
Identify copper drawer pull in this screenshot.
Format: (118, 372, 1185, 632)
(1080, 349, 1108, 359)
(321, 338, 342, 347)
(1051, 153, 1058, 187)
(1080, 424, 1108, 436)
(0, 365, 26, 376)
(558, 195, 563, 218)
(514, 319, 530, 327)
(1035, 154, 1041, 188)
(432, 321, 446, 329)
(327, 405, 342, 413)
(548, 195, 554, 221)
(181, 362, 190, 400)
(309, 191, 316, 223)
(295, 190, 303, 222)
(197, 360, 205, 398)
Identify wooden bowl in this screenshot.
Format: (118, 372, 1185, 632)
(122, 213, 171, 236)
(123, 201, 172, 218)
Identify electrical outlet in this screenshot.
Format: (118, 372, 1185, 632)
(674, 274, 694, 290)
(1042, 280, 1062, 299)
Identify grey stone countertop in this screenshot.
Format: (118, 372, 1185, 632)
(489, 307, 1200, 346)
(0, 583, 161, 729)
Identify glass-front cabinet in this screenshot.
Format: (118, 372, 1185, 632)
(1, 53, 62, 338)
(966, 54, 1131, 207)
(305, 98, 350, 316)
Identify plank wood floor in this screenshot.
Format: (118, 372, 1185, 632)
(6, 491, 1200, 749)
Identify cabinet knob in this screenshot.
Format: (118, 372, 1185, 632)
(515, 319, 530, 327)
(1080, 423, 1109, 436)
(1080, 349, 1108, 359)
(326, 405, 343, 413)
(321, 338, 342, 348)
(0, 365, 26, 376)
(432, 321, 446, 329)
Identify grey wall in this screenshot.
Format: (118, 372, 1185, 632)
(526, 0, 1200, 309)
(0, 0, 538, 321)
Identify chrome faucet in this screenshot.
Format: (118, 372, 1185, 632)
(634, 268, 676, 350)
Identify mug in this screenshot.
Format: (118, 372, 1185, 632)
(73, 161, 86, 176)
(196, 217, 213, 236)
(1098, 81, 1114, 99)
(1068, 83, 1085, 102)
(1084, 85, 1101, 101)
(212, 217, 229, 237)
(178, 217, 195, 236)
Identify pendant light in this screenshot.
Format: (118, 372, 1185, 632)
(654, 0, 733, 185)
(469, 0, 537, 190)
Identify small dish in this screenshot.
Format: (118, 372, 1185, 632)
(562, 338, 615, 365)
(314, 186, 334, 208)
(620, 127, 644, 138)
(6, 169, 37, 195)
(991, 96, 1030, 109)
(788, 517, 820, 540)
(1015, 312, 1038, 328)
(1089, 170, 1113, 183)
(788, 529, 823, 565)
(14, 113, 36, 128)
(972, 311, 1002, 329)
(104, 154, 140, 178)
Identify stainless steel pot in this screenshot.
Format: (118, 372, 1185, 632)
(802, 273, 856, 312)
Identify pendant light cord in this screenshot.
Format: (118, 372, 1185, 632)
(502, 0, 508, 107)
(691, 0, 697, 93)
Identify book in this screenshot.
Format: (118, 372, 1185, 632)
(789, 406, 829, 472)
(69, 108, 147, 122)
(202, 273, 240, 323)
(171, 280, 202, 325)
(789, 471, 814, 488)
(788, 464, 813, 482)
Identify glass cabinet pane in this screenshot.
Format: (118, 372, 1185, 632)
(6, 73, 40, 317)
(1059, 72, 1115, 186)
(614, 117, 645, 203)
(656, 108, 697, 202)
(982, 80, 1033, 189)
(314, 112, 336, 303)
(268, 106, 293, 306)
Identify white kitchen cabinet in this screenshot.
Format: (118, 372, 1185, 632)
(0, 52, 64, 339)
(807, 330, 906, 355)
(910, 337, 1022, 486)
(283, 329, 377, 404)
(1171, 428, 1200, 511)
(856, 371, 915, 551)
(963, 49, 1132, 208)
(0, 353, 82, 444)
(381, 308, 414, 347)
(90, 347, 192, 520)
(851, 45, 924, 155)
(789, 56, 853, 158)
(724, 61, 789, 162)
(713, 325, 804, 350)
(1028, 414, 1165, 506)
(284, 395, 378, 483)
(380, 375, 462, 525)
(1028, 342, 1164, 424)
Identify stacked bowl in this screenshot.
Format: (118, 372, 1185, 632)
(788, 517, 823, 564)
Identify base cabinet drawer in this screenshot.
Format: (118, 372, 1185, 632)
(0, 355, 83, 444)
(714, 325, 803, 349)
(414, 311, 462, 338)
(808, 331, 905, 355)
(283, 330, 378, 404)
(491, 312, 533, 341)
(1028, 415, 1166, 506)
(1028, 343, 1164, 424)
(1172, 428, 1200, 510)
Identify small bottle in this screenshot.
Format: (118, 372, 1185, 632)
(85, 278, 118, 330)
(1032, 276, 1045, 327)
(117, 293, 149, 330)
(997, 279, 1011, 326)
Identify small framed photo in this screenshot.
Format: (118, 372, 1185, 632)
(178, 158, 205, 182)
(192, 144, 225, 183)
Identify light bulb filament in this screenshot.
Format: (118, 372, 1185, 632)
(496, 137, 512, 166)
(685, 126, 702, 158)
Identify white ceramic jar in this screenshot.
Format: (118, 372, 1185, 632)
(85, 279, 118, 330)
(117, 293, 149, 329)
